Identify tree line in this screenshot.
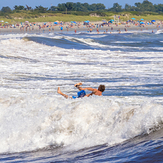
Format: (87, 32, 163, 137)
(1, 0, 163, 14)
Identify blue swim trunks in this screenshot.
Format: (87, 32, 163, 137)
(72, 90, 86, 99)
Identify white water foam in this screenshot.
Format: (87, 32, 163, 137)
(0, 93, 162, 153)
(155, 30, 163, 34)
(0, 33, 163, 154)
(113, 41, 142, 43)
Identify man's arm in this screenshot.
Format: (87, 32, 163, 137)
(78, 87, 97, 92)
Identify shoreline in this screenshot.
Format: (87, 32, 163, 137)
(0, 21, 163, 34)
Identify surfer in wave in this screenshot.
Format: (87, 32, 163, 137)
(57, 83, 105, 99)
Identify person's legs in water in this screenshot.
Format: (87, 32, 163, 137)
(74, 83, 86, 97)
(57, 87, 70, 99)
(74, 82, 82, 88)
(57, 83, 85, 99)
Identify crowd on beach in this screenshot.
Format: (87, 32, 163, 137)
(0, 19, 163, 33)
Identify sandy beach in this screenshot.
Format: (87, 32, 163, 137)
(0, 20, 163, 34)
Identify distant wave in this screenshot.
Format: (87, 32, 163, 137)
(112, 41, 142, 43)
(24, 35, 108, 49)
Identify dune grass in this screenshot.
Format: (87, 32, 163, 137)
(12, 14, 111, 23)
(0, 11, 163, 24)
(127, 15, 163, 21)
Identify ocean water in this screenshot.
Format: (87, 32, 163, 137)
(0, 29, 163, 162)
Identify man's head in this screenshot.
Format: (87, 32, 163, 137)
(98, 85, 105, 92)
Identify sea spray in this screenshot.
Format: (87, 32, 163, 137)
(0, 94, 162, 153)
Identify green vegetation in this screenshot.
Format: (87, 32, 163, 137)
(1, 0, 163, 24)
(10, 13, 110, 24)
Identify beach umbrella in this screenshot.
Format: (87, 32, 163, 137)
(70, 21, 76, 24)
(151, 20, 156, 22)
(140, 19, 144, 21)
(140, 22, 145, 24)
(102, 20, 107, 22)
(131, 18, 135, 20)
(109, 19, 114, 23)
(0, 20, 4, 22)
(84, 20, 89, 23)
(54, 22, 58, 24)
(84, 20, 90, 25)
(5, 22, 8, 23)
